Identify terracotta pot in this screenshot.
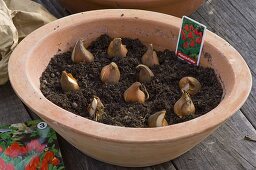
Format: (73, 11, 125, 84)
(9, 9, 251, 167)
(57, 0, 204, 17)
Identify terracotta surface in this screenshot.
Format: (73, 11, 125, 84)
(57, 0, 204, 17)
(8, 10, 252, 167)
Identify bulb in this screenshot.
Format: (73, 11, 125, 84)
(148, 110, 168, 127)
(71, 40, 94, 63)
(107, 38, 128, 58)
(179, 76, 201, 95)
(141, 44, 159, 67)
(136, 64, 154, 83)
(60, 71, 80, 92)
(87, 96, 104, 121)
(174, 91, 195, 118)
(123, 82, 147, 104)
(100, 62, 120, 84)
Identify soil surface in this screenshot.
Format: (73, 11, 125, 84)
(40, 34, 223, 128)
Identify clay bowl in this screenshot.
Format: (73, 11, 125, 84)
(57, 0, 204, 17)
(9, 9, 251, 167)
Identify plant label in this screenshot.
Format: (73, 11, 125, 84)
(0, 119, 65, 169)
(176, 16, 206, 65)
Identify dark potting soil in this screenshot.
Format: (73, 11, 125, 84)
(40, 34, 223, 128)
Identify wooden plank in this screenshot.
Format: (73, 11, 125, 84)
(172, 111, 256, 170)
(0, 82, 31, 125)
(241, 78, 256, 129)
(190, 0, 256, 129)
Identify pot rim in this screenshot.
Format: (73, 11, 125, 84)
(85, 0, 180, 7)
(9, 9, 252, 143)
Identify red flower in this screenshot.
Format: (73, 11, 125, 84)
(51, 157, 60, 166)
(25, 156, 40, 170)
(0, 146, 3, 153)
(187, 32, 193, 39)
(5, 163, 15, 170)
(25, 167, 36, 170)
(40, 162, 48, 170)
(181, 30, 186, 40)
(40, 151, 58, 169)
(196, 37, 202, 44)
(194, 29, 199, 36)
(26, 139, 46, 153)
(198, 31, 203, 37)
(183, 24, 189, 31)
(0, 158, 5, 170)
(183, 41, 189, 49)
(189, 25, 194, 31)
(5, 142, 27, 158)
(44, 151, 54, 162)
(0, 158, 15, 170)
(190, 40, 195, 47)
(194, 29, 203, 37)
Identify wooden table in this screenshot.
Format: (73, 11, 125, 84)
(1, 0, 256, 169)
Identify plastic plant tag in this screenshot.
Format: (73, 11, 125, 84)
(0, 119, 65, 170)
(176, 16, 206, 65)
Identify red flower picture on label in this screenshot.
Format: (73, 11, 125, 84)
(196, 37, 202, 44)
(198, 31, 203, 37)
(5, 142, 27, 158)
(190, 40, 195, 47)
(190, 25, 194, 31)
(194, 29, 199, 36)
(0, 120, 65, 170)
(183, 41, 189, 49)
(177, 16, 206, 65)
(184, 24, 189, 31)
(52, 157, 60, 166)
(188, 32, 193, 39)
(44, 151, 54, 162)
(25, 156, 40, 170)
(26, 139, 46, 153)
(40, 162, 49, 170)
(0, 158, 15, 170)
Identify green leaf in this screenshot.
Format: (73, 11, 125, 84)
(26, 120, 41, 127)
(30, 132, 38, 138)
(13, 157, 26, 170)
(52, 165, 58, 170)
(49, 137, 54, 144)
(1, 132, 11, 140)
(0, 142, 6, 149)
(51, 148, 59, 155)
(49, 163, 54, 170)
(1, 153, 12, 162)
(57, 166, 65, 170)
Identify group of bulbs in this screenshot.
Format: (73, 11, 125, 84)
(60, 38, 201, 127)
